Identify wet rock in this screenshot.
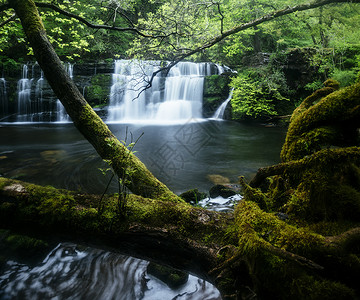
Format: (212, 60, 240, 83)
(209, 184, 236, 198)
(179, 189, 207, 204)
(147, 262, 188, 289)
(207, 174, 230, 185)
(275, 212, 289, 221)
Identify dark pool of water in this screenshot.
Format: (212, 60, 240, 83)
(0, 242, 221, 300)
(0, 120, 286, 195)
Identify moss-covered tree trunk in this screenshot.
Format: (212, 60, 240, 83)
(1, 176, 360, 299)
(7, 0, 180, 202)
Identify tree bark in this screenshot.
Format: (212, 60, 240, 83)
(1, 177, 359, 299)
(7, 0, 180, 202)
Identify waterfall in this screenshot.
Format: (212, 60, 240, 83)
(0, 78, 7, 119)
(13, 63, 72, 122)
(34, 71, 45, 122)
(16, 65, 33, 122)
(212, 88, 233, 120)
(56, 62, 72, 122)
(107, 60, 221, 123)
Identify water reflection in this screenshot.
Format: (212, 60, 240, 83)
(0, 121, 286, 195)
(0, 243, 221, 300)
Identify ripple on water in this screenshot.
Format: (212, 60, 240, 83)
(0, 243, 221, 300)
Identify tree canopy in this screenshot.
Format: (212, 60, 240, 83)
(1, 0, 360, 65)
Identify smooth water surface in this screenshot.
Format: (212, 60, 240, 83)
(0, 120, 286, 194)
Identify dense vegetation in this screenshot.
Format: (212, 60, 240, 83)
(1, 0, 359, 120)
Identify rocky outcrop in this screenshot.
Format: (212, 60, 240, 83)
(203, 74, 232, 118)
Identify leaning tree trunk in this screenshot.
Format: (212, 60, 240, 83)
(7, 0, 180, 202)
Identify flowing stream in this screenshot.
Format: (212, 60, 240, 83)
(0, 243, 220, 300)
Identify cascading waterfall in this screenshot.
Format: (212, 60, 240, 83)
(16, 65, 33, 122)
(1, 60, 230, 123)
(12, 62, 73, 122)
(0, 77, 7, 119)
(212, 88, 233, 120)
(33, 70, 46, 122)
(107, 60, 222, 123)
(56, 63, 72, 122)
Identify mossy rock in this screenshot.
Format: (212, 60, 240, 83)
(0, 229, 50, 264)
(84, 74, 112, 106)
(203, 75, 230, 97)
(147, 262, 188, 289)
(209, 185, 236, 198)
(180, 189, 207, 204)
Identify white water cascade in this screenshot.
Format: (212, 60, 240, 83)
(56, 63, 72, 122)
(17, 65, 33, 122)
(107, 60, 221, 123)
(212, 88, 233, 120)
(0, 78, 7, 120)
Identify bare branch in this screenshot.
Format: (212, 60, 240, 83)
(171, 0, 360, 63)
(33, 1, 166, 38)
(0, 13, 15, 27)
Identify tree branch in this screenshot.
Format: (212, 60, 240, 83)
(170, 0, 360, 64)
(0, 12, 15, 27)
(132, 0, 360, 96)
(33, 1, 167, 38)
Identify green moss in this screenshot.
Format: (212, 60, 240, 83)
(282, 80, 360, 162)
(180, 189, 207, 204)
(147, 262, 188, 289)
(85, 74, 111, 106)
(9, 0, 45, 37)
(203, 75, 230, 96)
(289, 276, 355, 300)
(5, 234, 48, 257)
(235, 201, 324, 256)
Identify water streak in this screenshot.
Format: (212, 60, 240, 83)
(212, 88, 233, 120)
(0, 243, 221, 300)
(16, 65, 33, 122)
(0, 78, 7, 119)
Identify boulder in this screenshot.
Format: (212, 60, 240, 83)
(209, 184, 236, 198)
(147, 262, 188, 289)
(180, 189, 207, 204)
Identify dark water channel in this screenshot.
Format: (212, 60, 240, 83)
(0, 120, 286, 299)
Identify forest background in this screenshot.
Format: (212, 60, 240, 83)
(1, 0, 359, 120)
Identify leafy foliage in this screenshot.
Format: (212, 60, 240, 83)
(230, 68, 289, 120)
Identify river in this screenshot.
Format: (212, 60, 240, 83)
(0, 120, 286, 195)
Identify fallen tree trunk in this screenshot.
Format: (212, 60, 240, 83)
(1, 177, 359, 299)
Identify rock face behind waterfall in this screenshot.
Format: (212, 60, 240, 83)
(0, 61, 113, 122)
(0, 60, 229, 122)
(203, 74, 232, 119)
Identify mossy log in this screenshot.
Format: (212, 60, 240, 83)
(7, 0, 180, 202)
(1, 177, 359, 299)
(281, 79, 360, 162)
